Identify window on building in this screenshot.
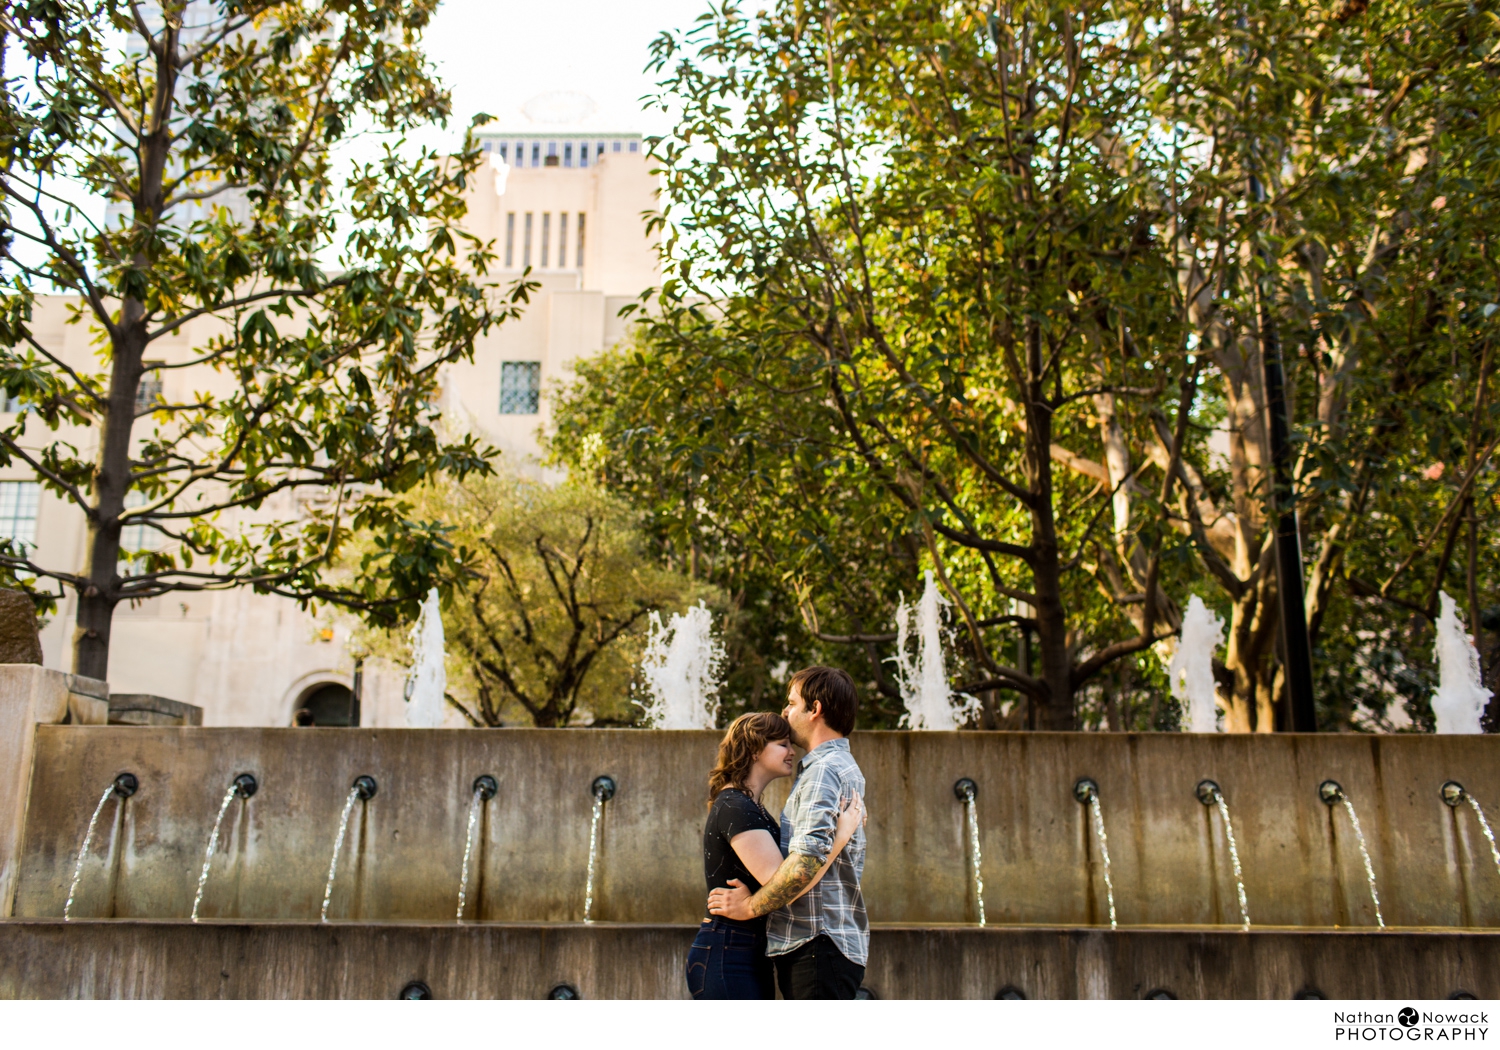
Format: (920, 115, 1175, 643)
(559, 213, 569, 267)
(499, 361, 541, 415)
(135, 364, 164, 413)
(531, 142, 540, 166)
(119, 489, 167, 572)
(0, 481, 39, 547)
(505, 212, 515, 268)
(564, 142, 573, 167)
(579, 142, 589, 168)
(576, 213, 586, 268)
(2, 391, 25, 414)
(629, 140, 639, 152)
(523, 212, 533, 268)
(612, 140, 621, 152)
(597, 141, 605, 159)
(516, 141, 525, 167)
(497, 143, 508, 162)
(541, 212, 551, 268)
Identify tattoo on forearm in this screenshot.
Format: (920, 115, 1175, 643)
(747, 854, 822, 916)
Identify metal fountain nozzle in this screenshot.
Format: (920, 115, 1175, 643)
(1441, 781, 1467, 808)
(953, 777, 978, 802)
(113, 772, 139, 798)
(591, 775, 616, 802)
(1195, 779, 1222, 806)
(1318, 780, 1345, 806)
(353, 775, 378, 801)
(232, 773, 258, 799)
(473, 775, 498, 801)
(1073, 777, 1099, 804)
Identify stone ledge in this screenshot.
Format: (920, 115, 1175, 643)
(0, 921, 1494, 999)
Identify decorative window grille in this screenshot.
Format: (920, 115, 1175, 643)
(499, 362, 541, 415)
(541, 213, 551, 268)
(505, 213, 515, 268)
(135, 365, 164, 413)
(576, 213, 586, 268)
(559, 213, 569, 267)
(0, 481, 39, 547)
(523, 213, 533, 268)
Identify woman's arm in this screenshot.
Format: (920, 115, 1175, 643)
(727, 828, 784, 886)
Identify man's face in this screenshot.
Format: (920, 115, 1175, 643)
(782, 683, 818, 750)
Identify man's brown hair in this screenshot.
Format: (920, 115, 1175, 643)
(787, 665, 858, 736)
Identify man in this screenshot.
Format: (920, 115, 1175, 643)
(708, 665, 868, 999)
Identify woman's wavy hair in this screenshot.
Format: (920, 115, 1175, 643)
(707, 711, 792, 807)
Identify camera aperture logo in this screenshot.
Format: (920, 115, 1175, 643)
(1336, 1008, 1489, 1042)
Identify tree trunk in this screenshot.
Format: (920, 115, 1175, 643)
(71, 21, 177, 680)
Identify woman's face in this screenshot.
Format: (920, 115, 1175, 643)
(754, 737, 796, 780)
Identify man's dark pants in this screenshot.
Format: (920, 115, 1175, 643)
(773, 934, 864, 999)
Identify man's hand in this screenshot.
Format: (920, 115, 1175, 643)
(707, 878, 754, 921)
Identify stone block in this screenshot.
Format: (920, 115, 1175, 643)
(106, 694, 202, 727)
(0, 590, 42, 665)
(0, 665, 72, 917)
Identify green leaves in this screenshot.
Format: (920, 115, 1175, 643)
(0, 0, 524, 672)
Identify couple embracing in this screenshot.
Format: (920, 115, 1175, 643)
(689, 666, 869, 1000)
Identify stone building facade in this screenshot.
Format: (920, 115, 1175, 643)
(2, 105, 659, 726)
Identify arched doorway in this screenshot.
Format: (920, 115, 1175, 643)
(294, 682, 355, 726)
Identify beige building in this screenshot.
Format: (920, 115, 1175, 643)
(3, 100, 659, 726)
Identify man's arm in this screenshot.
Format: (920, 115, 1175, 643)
(709, 852, 822, 920)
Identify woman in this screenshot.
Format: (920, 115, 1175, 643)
(687, 711, 863, 999)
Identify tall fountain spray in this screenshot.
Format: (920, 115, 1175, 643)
(1432, 591, 1491, 734)
(636, 602, 724, 729)
(1169, 596, 1224, 732)
(893, 571, 978, 730)
(405, 587, 448, 728)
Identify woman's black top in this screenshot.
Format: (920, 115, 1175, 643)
(702, 788, 781, 933)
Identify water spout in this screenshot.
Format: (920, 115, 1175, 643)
(321, 775, 377, 923)
(1074, 778, 1116, 929)
(954, 779, 986, 926)
(456, 775, 497, 923)
(405, 587, 448, 728)
(191, 774, 256, 923)
(64, 773, 137, 921)
(893, 571, 978, 729)
(1441, 781, 1500, 881)
(1196, 780, 1250, 930)
(1169, 597, 1224, 732)
(1319, 780, 1384, 928)
(636, 603, 724, 729)
(1432, 592, 1491, 734)
(583, 775, 615, 922)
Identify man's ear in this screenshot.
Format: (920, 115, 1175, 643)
(808, 698, 824, 722)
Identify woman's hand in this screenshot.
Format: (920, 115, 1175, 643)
(836, 791, 865, 842)
(707, 878, 755, 921)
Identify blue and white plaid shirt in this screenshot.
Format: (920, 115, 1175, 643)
(767, 737, 869, 965)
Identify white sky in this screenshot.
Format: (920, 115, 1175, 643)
(420, 0, 710, 139)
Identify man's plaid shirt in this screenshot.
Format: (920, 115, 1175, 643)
(767, 737, 869, 966)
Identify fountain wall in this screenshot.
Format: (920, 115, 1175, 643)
(13, 725, 1499, 928)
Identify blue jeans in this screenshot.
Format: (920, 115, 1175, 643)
(685, 919, 775, 999)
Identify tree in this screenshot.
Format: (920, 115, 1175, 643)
(361, 474, 707, 728)
(0, 0, 524, 679)
(556, 0, 1500, 732)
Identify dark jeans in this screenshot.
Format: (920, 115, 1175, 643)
(685, 919, 775, 1000)
(773, 934, 865, 1000)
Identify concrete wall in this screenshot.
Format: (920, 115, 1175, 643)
(12, 728, 1499, 927)
(0, 922, 1493, 999)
